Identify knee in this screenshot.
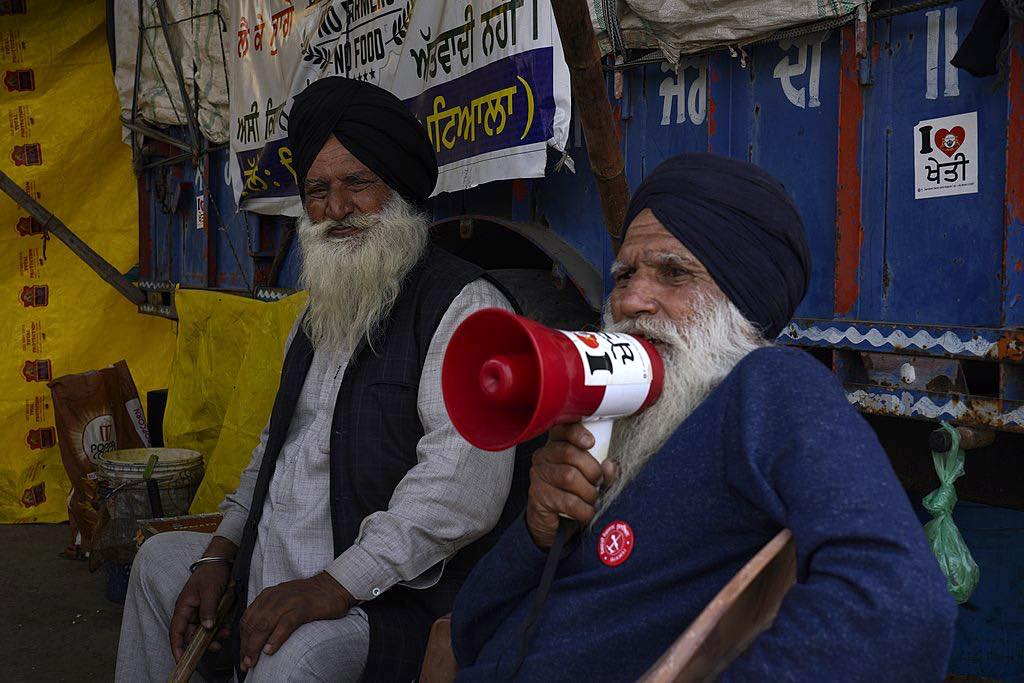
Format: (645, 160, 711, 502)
(129, 531, 193, 595)
(249, 618, 368, 682)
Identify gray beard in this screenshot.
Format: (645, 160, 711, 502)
(297, 193, 430, 352)
(594, 295, 767, 520)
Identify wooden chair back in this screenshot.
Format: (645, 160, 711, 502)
(417, 528, 797, 683)
(637, 529, 796, 683)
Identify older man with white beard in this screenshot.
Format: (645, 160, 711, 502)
(116, 77, 525, 683)
(451, 154, 958, 681)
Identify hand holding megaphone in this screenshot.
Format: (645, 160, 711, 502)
(441, 308, 664, 463)
(443, 308, 665, 672)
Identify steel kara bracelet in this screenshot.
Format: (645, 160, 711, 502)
(189, 556, 233, 573)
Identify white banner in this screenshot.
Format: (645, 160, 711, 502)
(228, 0, 571, 216)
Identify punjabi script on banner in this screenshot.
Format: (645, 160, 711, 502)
(228, 0, 570, 215)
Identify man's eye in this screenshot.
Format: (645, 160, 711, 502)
(614, 270, 633, 284)
(665, 267, 690, 280)
(346, 179, 373, 191)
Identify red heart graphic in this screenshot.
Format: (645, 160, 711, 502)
(934, 127, 966, 157)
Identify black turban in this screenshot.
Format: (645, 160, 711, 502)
(287, 77, 438, 204)
(622, 153, 810, 339)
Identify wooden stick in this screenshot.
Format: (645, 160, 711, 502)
(550, 0, 630, 253)
(167, 586, 235, 683)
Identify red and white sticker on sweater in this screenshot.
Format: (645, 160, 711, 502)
(597, 520, 635, 567)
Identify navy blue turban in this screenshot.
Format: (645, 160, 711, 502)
(622, 153, 810, 339)
(287, 77, 438, 203)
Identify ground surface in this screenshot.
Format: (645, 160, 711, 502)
(0, 523, 121, 682)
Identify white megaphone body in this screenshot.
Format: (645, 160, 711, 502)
(441, 308, 664, 463)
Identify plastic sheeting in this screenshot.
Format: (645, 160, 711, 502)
(592, 0, 864, 62)
(0, 1, 176, 523)
(112, 0, 230, 144)
(161, 288, 306, 513)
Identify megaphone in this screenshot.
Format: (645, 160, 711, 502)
(441, 308, 664, 463)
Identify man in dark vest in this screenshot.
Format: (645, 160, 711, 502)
(452, 154, 958, 681)
(116, 77, 521, 682)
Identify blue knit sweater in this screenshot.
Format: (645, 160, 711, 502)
(451, 347, 957, 681)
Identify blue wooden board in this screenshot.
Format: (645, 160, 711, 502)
(860, 0, 1007, 327)
(916, 502, 1024, 680)
(737, 31, 841, 320)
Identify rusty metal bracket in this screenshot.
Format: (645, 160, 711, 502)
(0, 169, 146, 306)
(138, 280, 177, 319)
(929, 426, 996, 452)
(120, 117, 193, 153)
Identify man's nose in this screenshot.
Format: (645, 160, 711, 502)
(324, 190, 354, 222)
(617, 278, 659, 318)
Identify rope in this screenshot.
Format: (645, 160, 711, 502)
(602, 0, 627, 57)
(202, 160, 255, 293)
(138, 9, 221, 30)
(496, 518, 575, 679)
(130, 1, 251, 292)
(1003, 0, 1024, 20)
(141, 22, 187, 128)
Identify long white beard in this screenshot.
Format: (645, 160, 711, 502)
(297, 193, 430, 352)
(594, 295, 767, 519)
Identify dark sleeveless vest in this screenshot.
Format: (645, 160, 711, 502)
(228, 246, 537, 681)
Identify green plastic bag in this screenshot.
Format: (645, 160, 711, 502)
(922, 422, 980, 604)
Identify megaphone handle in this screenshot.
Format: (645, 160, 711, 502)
(555, 417, 614, 521)
(583, 417, 615, 464)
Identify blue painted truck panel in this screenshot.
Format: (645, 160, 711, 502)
(918, 502, 1024, 680)
(862, 6, 1008, 327)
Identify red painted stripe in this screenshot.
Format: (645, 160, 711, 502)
(707, 62, 720, 147)
(204, 154, 217, 288)
(1007, 23, 1024, 228)
(835, 25, 864, 316)
(138, 175, 152, 280)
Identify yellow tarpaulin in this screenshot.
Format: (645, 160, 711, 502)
(162, 289, 307, 513)
(0, 2, 176, 522)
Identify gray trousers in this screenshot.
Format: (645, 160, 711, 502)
(114, 531, 369, 682)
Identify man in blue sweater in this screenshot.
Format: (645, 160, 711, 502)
(451, 154, 957, 681)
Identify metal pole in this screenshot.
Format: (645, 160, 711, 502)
(131, 0, 145, 165)
(153, 0, 202, 155)
(0, 170, 146, 306)
(120, 118, 194, 152)
(929, 426, 996, 452)
(550, 0, 631, 253)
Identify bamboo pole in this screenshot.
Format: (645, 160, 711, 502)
(551, 0, 630, 253)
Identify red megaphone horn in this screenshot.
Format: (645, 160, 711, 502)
(441, 308, 664, 462)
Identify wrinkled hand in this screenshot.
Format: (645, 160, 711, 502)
(169, 562, 232, 662)
(526, 422, 618, 550)
(239, 572, 354, 672)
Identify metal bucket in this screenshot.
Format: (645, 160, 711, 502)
(94, 448, 204, 563)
